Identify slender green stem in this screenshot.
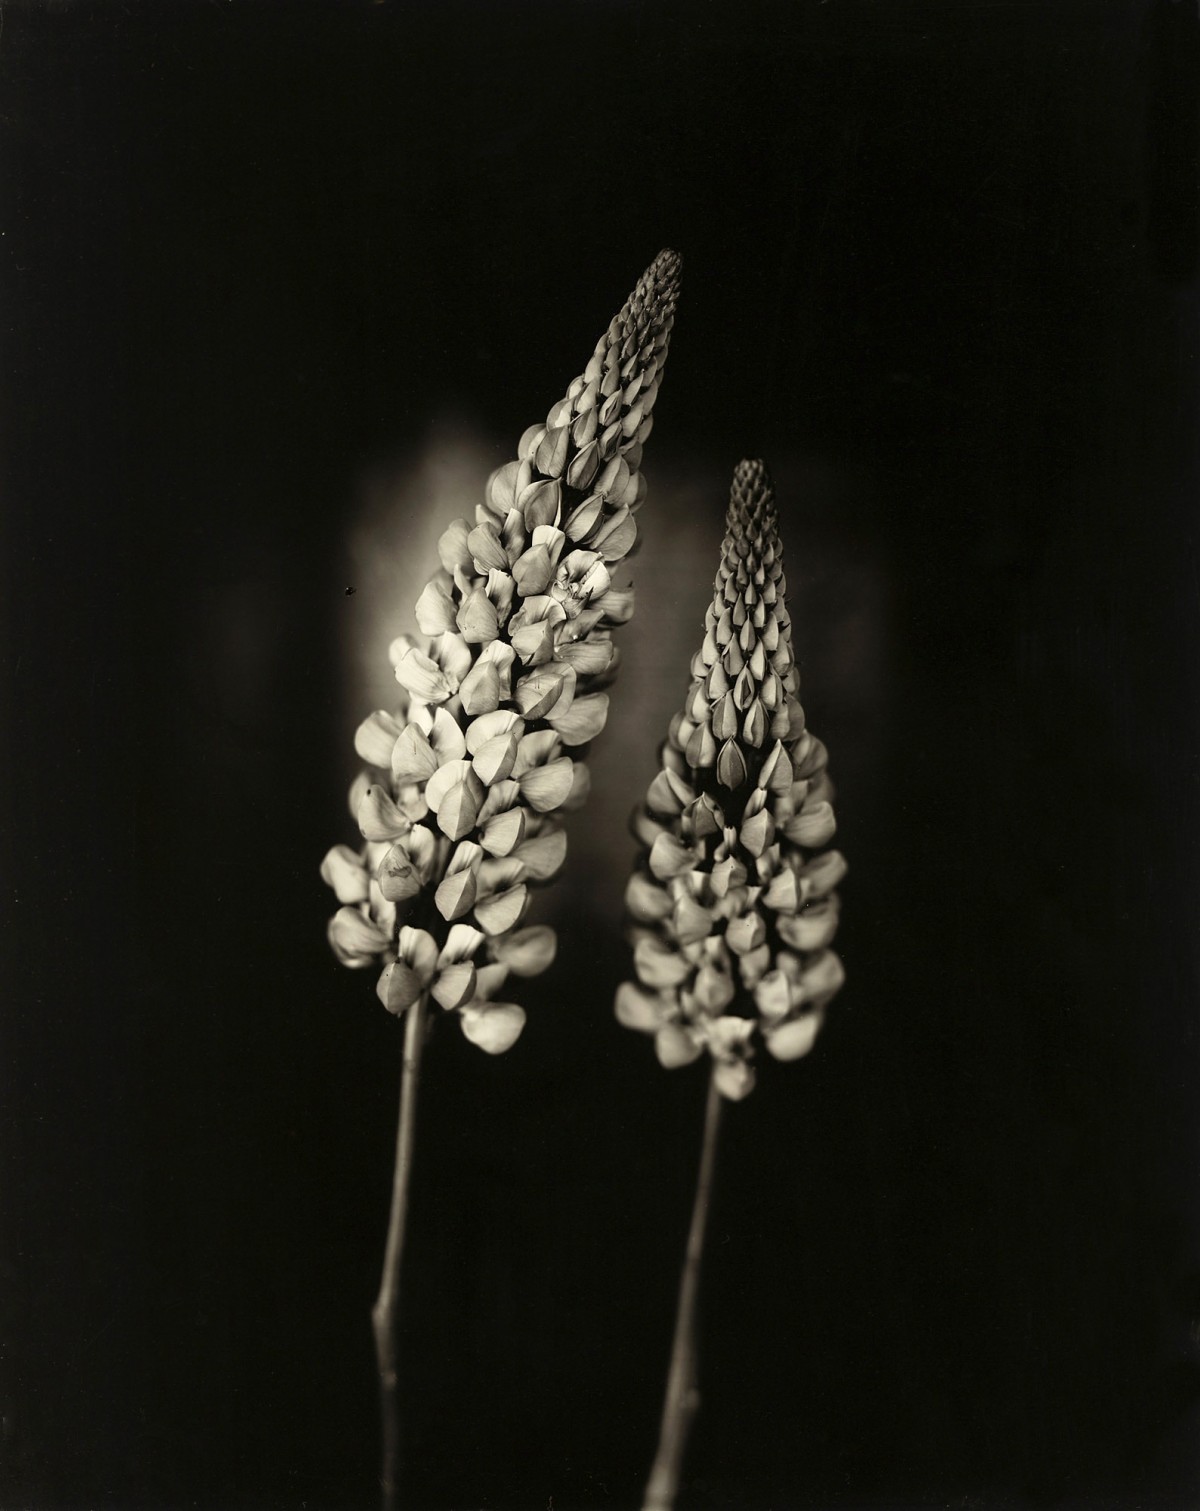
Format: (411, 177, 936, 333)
(643, 1070, 724, 1511)
(371, 992, 428, 1511)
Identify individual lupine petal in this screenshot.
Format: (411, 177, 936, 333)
(554, 636, 615, 677)
(491, 925, 556, 977)
(798, 949, 846, 1005)
(479, 805, 526, 856)
(467, 521, 511, 574)
(321, 845, 370, 905)
(673, 892, 714, 946)
(647, 767, 692, 816)
(615, 981, 669, 1033)
(377, 840, 425, 902)
(655, 1024, 703, 1069)
(460, 1002, 526, 1054)
(716, 738, 748, 789)
(649, 832, 698, 880)
(691, 963, 736, 1014)
(475, 882, 529, 935)
(713, 1058, 756, 1100)
(777, 897, 841, 951)
(740, 807, 775, 857)
(785, 801, 837, 848)
(438, 518, 473, 574)
(594, 584, 635, 624)
(550, 691, 609, 746)
(562, 760, 591, 810)
(513, 824, 567, 881)
(761, 866, 800, 918)
(355, 710, 405, 769)
(415, 577, 458, 635)
(518, 477, 562, 530)
(514, 664, 576, 720)
(328, 906, 389, 968)
(635, 936, 692, 989)
(460, 641, 517, 716)
(464, 709, 523, 753)
(754, 967, 795, 1021)
(347, 769, 373, 822)
(709, 854, 748, 897)
(512, 729, 561, 775)
(472, 733, 521, 787)
(725, 912, 767, 956)
(439, 781, 483, 842)
(425, 759, 479, 814)
(357, 784, 412, 842)
(625, 871, 672, 922)
(764, 1008, 825, 1061)
(457, 586, 500, 645)
(394, 646, 458, 703)
(798, 849, 848, 901)
(477, 778, 522, 825)
(435, 854, 479, 920)
(431, 963, 477, 1011)
(518, 758, 575, 813)
(390, 724, 440, 786)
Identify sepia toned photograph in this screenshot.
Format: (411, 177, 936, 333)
(2, 2, 1197, 1508)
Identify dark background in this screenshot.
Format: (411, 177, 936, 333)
(3, 1, 1199, 1507)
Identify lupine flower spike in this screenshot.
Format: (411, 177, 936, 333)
(620, 459, 846, 1511)
(322, 250, 681, 1511)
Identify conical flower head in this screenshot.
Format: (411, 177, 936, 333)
(615, 460, 846, 1100)
(322, 251, 682, 1053)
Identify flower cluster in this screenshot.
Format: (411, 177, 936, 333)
(323, 250, 682, 1053)
(615, 460, 846, 1098)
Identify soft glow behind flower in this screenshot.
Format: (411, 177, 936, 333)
(615, 459, 846, 1099)
(323, 250, 682, 1051)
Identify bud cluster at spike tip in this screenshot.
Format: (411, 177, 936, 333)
(322, 250, 682, 1055)
(615, 460, 846, 1099)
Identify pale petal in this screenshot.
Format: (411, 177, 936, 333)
(635, 936, 691, 990)
(465, 709, 524, 754)
(425, 706, 468, 764)
(648, 832, 695, 881)
(397, 925, 440, 980)
(375, 959, 427, 1015)
(713, 1058, 756, 1100)
(328, 906, 389, 968)
(430, 961, 477, 1011)
(394, 647, 455, 703)
(424, 759, 477, 814)
(320, 845, 369, 905)
(512, 729, 561, 775)
(691, 963, 736, 1014)
(513, 826, 567, 881)
(438, 518, 473, 574)
(390, 724, 439, 787)
(437, 923, 485, 966)
(753, 968, 794, 1021)
(799, 949, 845, 1004)
(798, 849, 848, 901)
(354, 710, 405, 769)
(473, 962, 510, 1002)
(457, 587, 500, 645)
(724, 912, 766, 956)
(550, 691, 608, 746)
(375, 842, 423, 902)
(490, 924, 556, 978)
(474, 884, 529, 936)
(765, 1010, 824, 1062)
(357, 784, 412, 843)
(435, 867, 477, 921)
(615, 981, 669, 1033)
(415, 578, 458, 636)
(625, 871, 672, 923)
(655, 1024, 703, 1069)
(518, 758, 575, 813)
(437, 778, 483, 841)
(777, 897, 840, 951)
(479, 806, 526, 857)
(460, 1002, 526, 1054)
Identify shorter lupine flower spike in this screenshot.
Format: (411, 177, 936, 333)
(615, 459, 846, 1100)
(322, 250, 682, 1052)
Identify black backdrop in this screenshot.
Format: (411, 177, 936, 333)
(3, 2, 1199, 1508)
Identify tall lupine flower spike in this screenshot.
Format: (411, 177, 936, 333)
(616, 458, 846, 1101)
(324, 247, 681, 1053)
(624, 460, 846, 1511)
(322, 250, 681, 1511)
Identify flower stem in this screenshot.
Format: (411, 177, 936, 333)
(371, 992, 428, 1511)
(643, 1070, 723, 1511)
